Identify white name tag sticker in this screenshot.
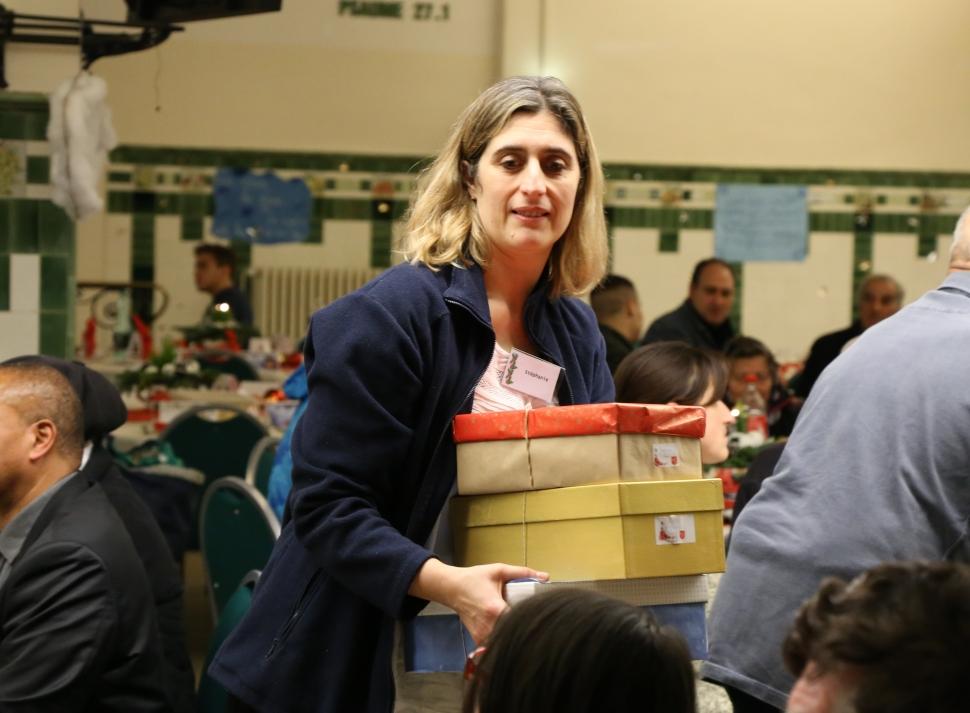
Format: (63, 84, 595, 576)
(653, 443, 680, 468)
(655, 514, 696, 545)
(502, 348, 562, 403)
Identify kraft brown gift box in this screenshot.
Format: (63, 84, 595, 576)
(454, 403, 706, 495)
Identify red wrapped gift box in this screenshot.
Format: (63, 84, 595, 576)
(453, 403, 706, 495)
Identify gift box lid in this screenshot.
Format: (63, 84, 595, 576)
(453, 402, 705, 443)
(451, 478, 724, 527)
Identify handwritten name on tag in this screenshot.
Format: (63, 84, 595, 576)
(502, 348, 562, 403)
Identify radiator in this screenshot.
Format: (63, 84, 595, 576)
(249, 266, 383, 340)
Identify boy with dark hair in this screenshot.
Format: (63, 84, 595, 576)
(194, 242, 254, 326)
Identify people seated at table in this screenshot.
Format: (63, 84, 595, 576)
(2, 354, 196, 712)
(724, 335, 801, 438)
(0, 362, 170, 711)
(462, 588, 696, 713)
(793, 273, 902, 399)
(590, 273, 644, 374)
(194, 242, 254, 326)
(783, 561, 970, 713)
(614, 342, 736, 464)
(641, 257, 736, 351)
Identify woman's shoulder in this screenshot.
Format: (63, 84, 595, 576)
(361, 261, 445, 297)
(308, 262, 454, 329)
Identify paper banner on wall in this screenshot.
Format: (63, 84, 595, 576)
(714, 184, 808, 262)
(212, 168, 311, 244)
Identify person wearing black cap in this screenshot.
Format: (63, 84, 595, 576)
(2, 355, 196, 713)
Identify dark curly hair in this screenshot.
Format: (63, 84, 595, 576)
(783, 561, 970, 713)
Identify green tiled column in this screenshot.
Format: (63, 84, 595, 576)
(0, 94, 74, 359)
(370, 221, 393, 268)
(729, 262, 743, 334)
(131, 213, 155, 323)
(851, 212, 874, 322)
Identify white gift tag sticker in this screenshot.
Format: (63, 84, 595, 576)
(502, 348, 562, 403)
(652, 443, 681, 468)
(655, 514, 696, 545)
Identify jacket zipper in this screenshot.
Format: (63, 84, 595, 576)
(405, 298, 494, 535)
(264, 569, 323, 659)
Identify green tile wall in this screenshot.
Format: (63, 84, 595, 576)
(917, 232, 937, 258)
(0, 94, 74, 358)
(104, 143, 970, 339)
(658, 230, 679, 253)
(131, 213, 155, 323)
(10, 200, 39, 252)
(370, 221, 393, 268)
(0, 253, 8, 311)
(729, 262, 743, 332)
(40, 312, 68, 358)
(851, 228, 874, 321)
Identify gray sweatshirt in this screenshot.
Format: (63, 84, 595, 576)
(702, 271, 970, 709)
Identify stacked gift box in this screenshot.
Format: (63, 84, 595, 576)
(405, 403, 726, 672)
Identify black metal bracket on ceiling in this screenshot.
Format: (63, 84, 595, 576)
(0, 4, 183, 89)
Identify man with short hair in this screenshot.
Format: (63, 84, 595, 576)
(590, 274, 644, 373)
(702, 208, 970, 712)
(0, 363, 170, 711)
(783, 561, 970, 713)
(793, 274, 903, 399)
(641, 257, 735, 351)
(194, 242, 254, 326)
(2, 354, 196, 712)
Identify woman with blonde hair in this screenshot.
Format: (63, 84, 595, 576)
(210, 76, 613, 713)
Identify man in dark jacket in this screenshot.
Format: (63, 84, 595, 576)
(0, 362, 171, 711)
(590, 274, 644, 373)
(3, 355, 196, 713)
(793, 274, 903, 398)
(641, 257, 736, 351)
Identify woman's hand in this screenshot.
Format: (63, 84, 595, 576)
(408, 558, 548, 643)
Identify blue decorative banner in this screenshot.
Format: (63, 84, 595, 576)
(212, 168, 311, 244)
(714, 184, 808, 262)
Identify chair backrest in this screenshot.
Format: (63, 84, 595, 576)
(161, 404, 268, 494)
(200, 477, 280, 619)
(244, 435, 279, 499)
(196, 350, 261, 381)
(197, 570, 259, 713)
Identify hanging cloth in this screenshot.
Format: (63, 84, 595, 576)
(47, 71, 118, 220)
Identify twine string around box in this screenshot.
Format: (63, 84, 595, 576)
(521, 403, 532, 571)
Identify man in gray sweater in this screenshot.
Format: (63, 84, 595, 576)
(702, 208, 970, 712)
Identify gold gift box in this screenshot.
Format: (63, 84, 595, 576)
(451, 479, 725, 581)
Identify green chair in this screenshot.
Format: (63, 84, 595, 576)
(197, 570, 259, 713)
(244, 435, 279, 499)
(160, 404, 268, 496)
(200, 477, 280, 620)
(196, 350, 261, 381)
